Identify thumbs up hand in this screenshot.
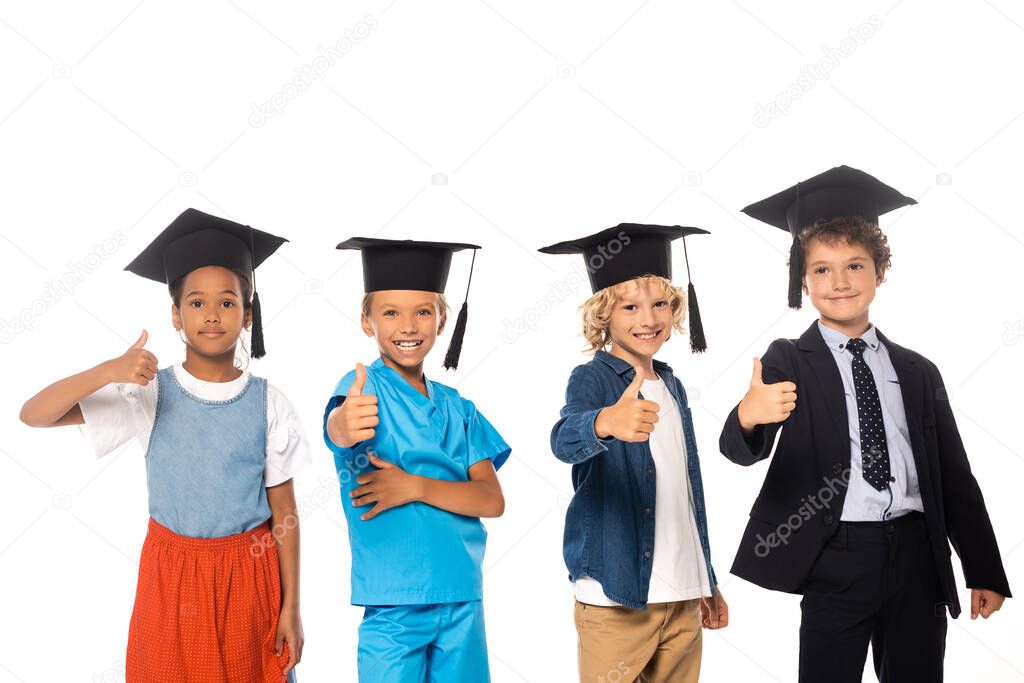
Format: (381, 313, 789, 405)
(330, 363, 379, 448)
(105, 330, 159, 386)
(593, 367, 661, 442)
(737, 357, 797, 431)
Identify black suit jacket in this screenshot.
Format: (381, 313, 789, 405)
(719, 320, 1011, 617)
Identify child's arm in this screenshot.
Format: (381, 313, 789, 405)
(351, 452, 504, 520)
(550, 364, 659, 464)
(19, 330, 157, 428)
(267, 479, 304, 673)
(927, 361, 1011, 616)
(719, 342, 796, 466)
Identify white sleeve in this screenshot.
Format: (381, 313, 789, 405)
(265, 384, 313, 487)
(77, 377, 158, 459)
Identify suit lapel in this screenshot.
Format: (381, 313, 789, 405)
(797, 321, 849, 439)
(876, 328, 935, 506)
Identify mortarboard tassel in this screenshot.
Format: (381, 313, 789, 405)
(787, 180, 803, 310)
(687, 282, 706, 353)
(787, 235, 803, 310)
(681, 236, 707, 353)
(443, 249, 476, 371)
(248, 225, 266, 359)
(442, 300, 468, 371)
(250, 289, 266, 359)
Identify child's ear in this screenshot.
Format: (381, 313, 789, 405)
(171, 301, 181, 330)
(360, 312, 374, 338)
(801, 276, 809, 295)
(244, 305, 252, 330)
(436, 310, 447, 336)
(876, 266, 887, 286)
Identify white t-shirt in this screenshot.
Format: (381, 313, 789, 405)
(78, 364, 311, 487)
(574, 376, 712, 605)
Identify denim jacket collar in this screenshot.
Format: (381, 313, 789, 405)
(594, 349, 672, 377)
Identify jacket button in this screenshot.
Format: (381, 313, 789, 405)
(823, 514, 834, 526)
(645, 507, 653, 515)
(832, 463, 842, 475)
(644, 551, 652, 559)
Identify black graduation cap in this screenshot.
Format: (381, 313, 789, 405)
(538, 223, 710, 353)
(741, 165, 917, 309)
(124, 208, 287, 358)
(336, 237, 480, 370)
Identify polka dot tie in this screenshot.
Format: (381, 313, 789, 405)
(846, 337, 891, 492)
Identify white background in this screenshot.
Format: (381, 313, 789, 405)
(1, 1, 1022, 681)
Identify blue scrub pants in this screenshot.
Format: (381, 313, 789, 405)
(357, 600, 489, 682)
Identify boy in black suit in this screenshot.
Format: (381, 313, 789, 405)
(719, 166, 1010, 682)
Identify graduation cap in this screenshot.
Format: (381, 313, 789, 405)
(538, 223, 710, 353)
(124, 208, 287, 358)
(741, 165, 917, 309)
(336, 237, 480, 370)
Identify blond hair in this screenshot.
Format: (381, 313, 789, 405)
(580, 275, 687, 352)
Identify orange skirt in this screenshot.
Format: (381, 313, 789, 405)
(126, 518, 290, 682)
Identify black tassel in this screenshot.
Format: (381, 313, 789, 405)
(442, 301, 468, 370)
(250, 290, 266, 359)
(787, 235, 804, 310)
(687, 282, 707, 353)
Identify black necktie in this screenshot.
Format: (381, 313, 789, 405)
(846, 337, 891, 491)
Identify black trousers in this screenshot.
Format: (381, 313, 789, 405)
(798, 512, 947, 683)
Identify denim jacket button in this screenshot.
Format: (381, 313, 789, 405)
(644, 551, 652, 559)
(645, 507, 653, 514)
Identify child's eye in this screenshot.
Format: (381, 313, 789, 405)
(849, 263, 864, 271)
(383, 310, 397, 317)
(622, 304, 637, 311)
(221, 300, 234, 308)
(653, 300, 668, 308)
(813, 266, 828, 275)
(189, 300, 203, 308)
(416, 308, 433, 316)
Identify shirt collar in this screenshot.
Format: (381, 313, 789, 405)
(594, 349, 671, 376)
(369, 357, 433, 395)
(816, 319, 880, 354)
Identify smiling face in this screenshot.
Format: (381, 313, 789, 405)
(803, 236, 884, 336)
(361, 290, 446, 371)
(605, 277, 677, 367)
(171, 265, 250, 359)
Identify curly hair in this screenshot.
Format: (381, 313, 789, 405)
(580, 276, 687, 353)
(796, 216, 892, 275)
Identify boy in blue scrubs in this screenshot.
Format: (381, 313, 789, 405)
(323, 238, 510, 683)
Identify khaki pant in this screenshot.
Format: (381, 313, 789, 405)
(575, 599, 702, 683)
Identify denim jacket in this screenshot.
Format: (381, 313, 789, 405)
(550, 349, 717, 609)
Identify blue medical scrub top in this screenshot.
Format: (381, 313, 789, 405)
(323, 358, 511, 606)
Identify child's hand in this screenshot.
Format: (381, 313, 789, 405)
(332, 363, 379, 448)
(351, 451, 424, 520)
(737, 357, 797, 431)
(594, 367, 659, 442)
(103, 330, 158, 385)
(701, 588, 729, 629)
(970, 588, 1005, 619)
(275, 603, 303, 674)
